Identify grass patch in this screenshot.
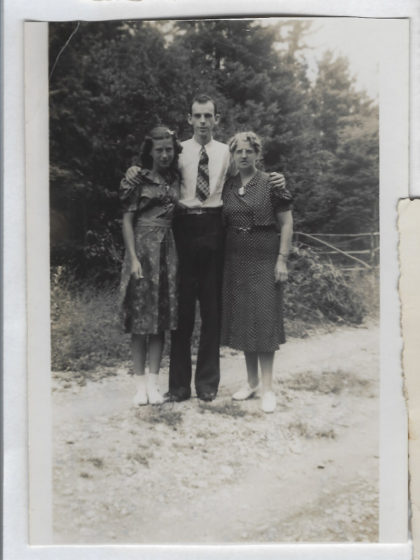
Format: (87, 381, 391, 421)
(51, 267, 130, 371)
(285, 369, 371, 395)
(198, 401, 259, 418)
(137, 407, 183, 428)
(126, 453, 150, 467)
(53, 368, 119, 386)
(288, 421, 336, 440)
(79, 472, 92, 479)
(195, 430, 209, 439)
(86, 457, 104, 469)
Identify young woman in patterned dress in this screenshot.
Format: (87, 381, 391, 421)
(119, 126, 182, 405)
(221, 132, 293, 413)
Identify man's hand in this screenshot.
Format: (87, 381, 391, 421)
(268, 172, 286, 189)
(126, 165, 141, 181)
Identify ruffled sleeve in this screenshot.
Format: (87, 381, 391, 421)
(270, 184, 293, 212)
(119, 166, 142, 213)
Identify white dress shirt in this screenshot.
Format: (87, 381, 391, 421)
(178, 137, 230, 208)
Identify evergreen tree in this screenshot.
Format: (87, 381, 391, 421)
(306, 51, 379, 233)
(49, 19, 379, 279)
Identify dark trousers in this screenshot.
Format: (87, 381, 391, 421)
(169, 211, 224, 398)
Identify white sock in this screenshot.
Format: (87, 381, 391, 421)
(133, 375, 148, 405)
(147, 372, 164, 404)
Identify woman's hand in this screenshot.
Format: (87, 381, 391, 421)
(269, 172, 286, 189)
(275, 256, 288, 283)
(130, 257, 143, 280)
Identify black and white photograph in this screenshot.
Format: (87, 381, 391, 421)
(47, 16, 386, 545)
(4, 3, 413, 557)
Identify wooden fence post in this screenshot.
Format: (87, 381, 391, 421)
(370, 232, 375, 266)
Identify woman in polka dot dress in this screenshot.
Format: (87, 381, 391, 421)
(221, 132, 293, 413)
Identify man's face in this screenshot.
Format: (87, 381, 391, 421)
(188, 101, 219, 144)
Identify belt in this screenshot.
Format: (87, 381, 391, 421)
(136, 217, 172, 228)
(230, 225, 277, 234)
(176, 206, 222, 216)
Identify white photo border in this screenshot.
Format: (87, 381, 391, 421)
(4, 0, 419, 558)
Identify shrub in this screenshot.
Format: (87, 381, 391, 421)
(50, 266, 130, 371)
(50, 246, 378, 371)
(284, 245, 377, 333)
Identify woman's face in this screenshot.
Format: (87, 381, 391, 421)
(232, 139, 258, 172)
(151, 137, 175, 172)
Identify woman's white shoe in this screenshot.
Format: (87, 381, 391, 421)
(133, 377, 148, 406)
(232, 383, 260, 401)
(146, 373, 165, 405)
(261, 391, 276, 413)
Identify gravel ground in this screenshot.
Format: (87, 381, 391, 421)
(52, 321, 379, 544)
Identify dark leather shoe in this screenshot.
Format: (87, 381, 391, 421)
(163, 391, 190, 403)
(197, 392, 217, 402)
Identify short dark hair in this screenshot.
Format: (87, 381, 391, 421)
(140, 125, 183, 174)
(190, 94, 218, 115)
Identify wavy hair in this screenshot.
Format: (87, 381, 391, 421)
(139, 126, 183, 174)
(228, 131, 263, 155)
(228, 131, 264, 173)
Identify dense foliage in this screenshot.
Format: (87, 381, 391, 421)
(49, 19, 379, 281)
(51, 250, 377, 371)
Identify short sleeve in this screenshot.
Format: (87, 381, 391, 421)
(270, 185, 293, 212)
(120, 166, 141, 213)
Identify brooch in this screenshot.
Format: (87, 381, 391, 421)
(238, 186, 245, 196)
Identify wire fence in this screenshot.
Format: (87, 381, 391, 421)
(294, 231, 379, 271)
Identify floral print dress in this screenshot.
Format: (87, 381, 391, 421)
(119, 168, 180, 334)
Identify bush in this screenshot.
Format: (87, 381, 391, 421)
(51, 247, 378, 371)
(50, 266, 130, 371)
(284, 245, 377, 336)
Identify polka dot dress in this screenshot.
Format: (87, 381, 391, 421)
(221, 171, 292, 352)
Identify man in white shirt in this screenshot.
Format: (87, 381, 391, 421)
(167, 94, 286, 402)
(167, 95, 230, 402)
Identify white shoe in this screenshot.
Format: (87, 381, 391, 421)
(261, 391, 276, 413)
(146, 373, 165, 405)
(232, 383, 260, 401)
(133, 377, 148, 406)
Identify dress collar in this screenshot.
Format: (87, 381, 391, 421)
(140, 168, 168, 186)
(232, 169, 260, 186)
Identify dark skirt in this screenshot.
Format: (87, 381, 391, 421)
(221, 228, 285, 352)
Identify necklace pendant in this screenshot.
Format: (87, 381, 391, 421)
(238, 186, 245, 196)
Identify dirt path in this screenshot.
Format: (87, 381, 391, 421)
(52, 322, 379, 544)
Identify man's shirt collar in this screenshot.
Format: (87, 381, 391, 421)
(192, 136, 214, 150)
